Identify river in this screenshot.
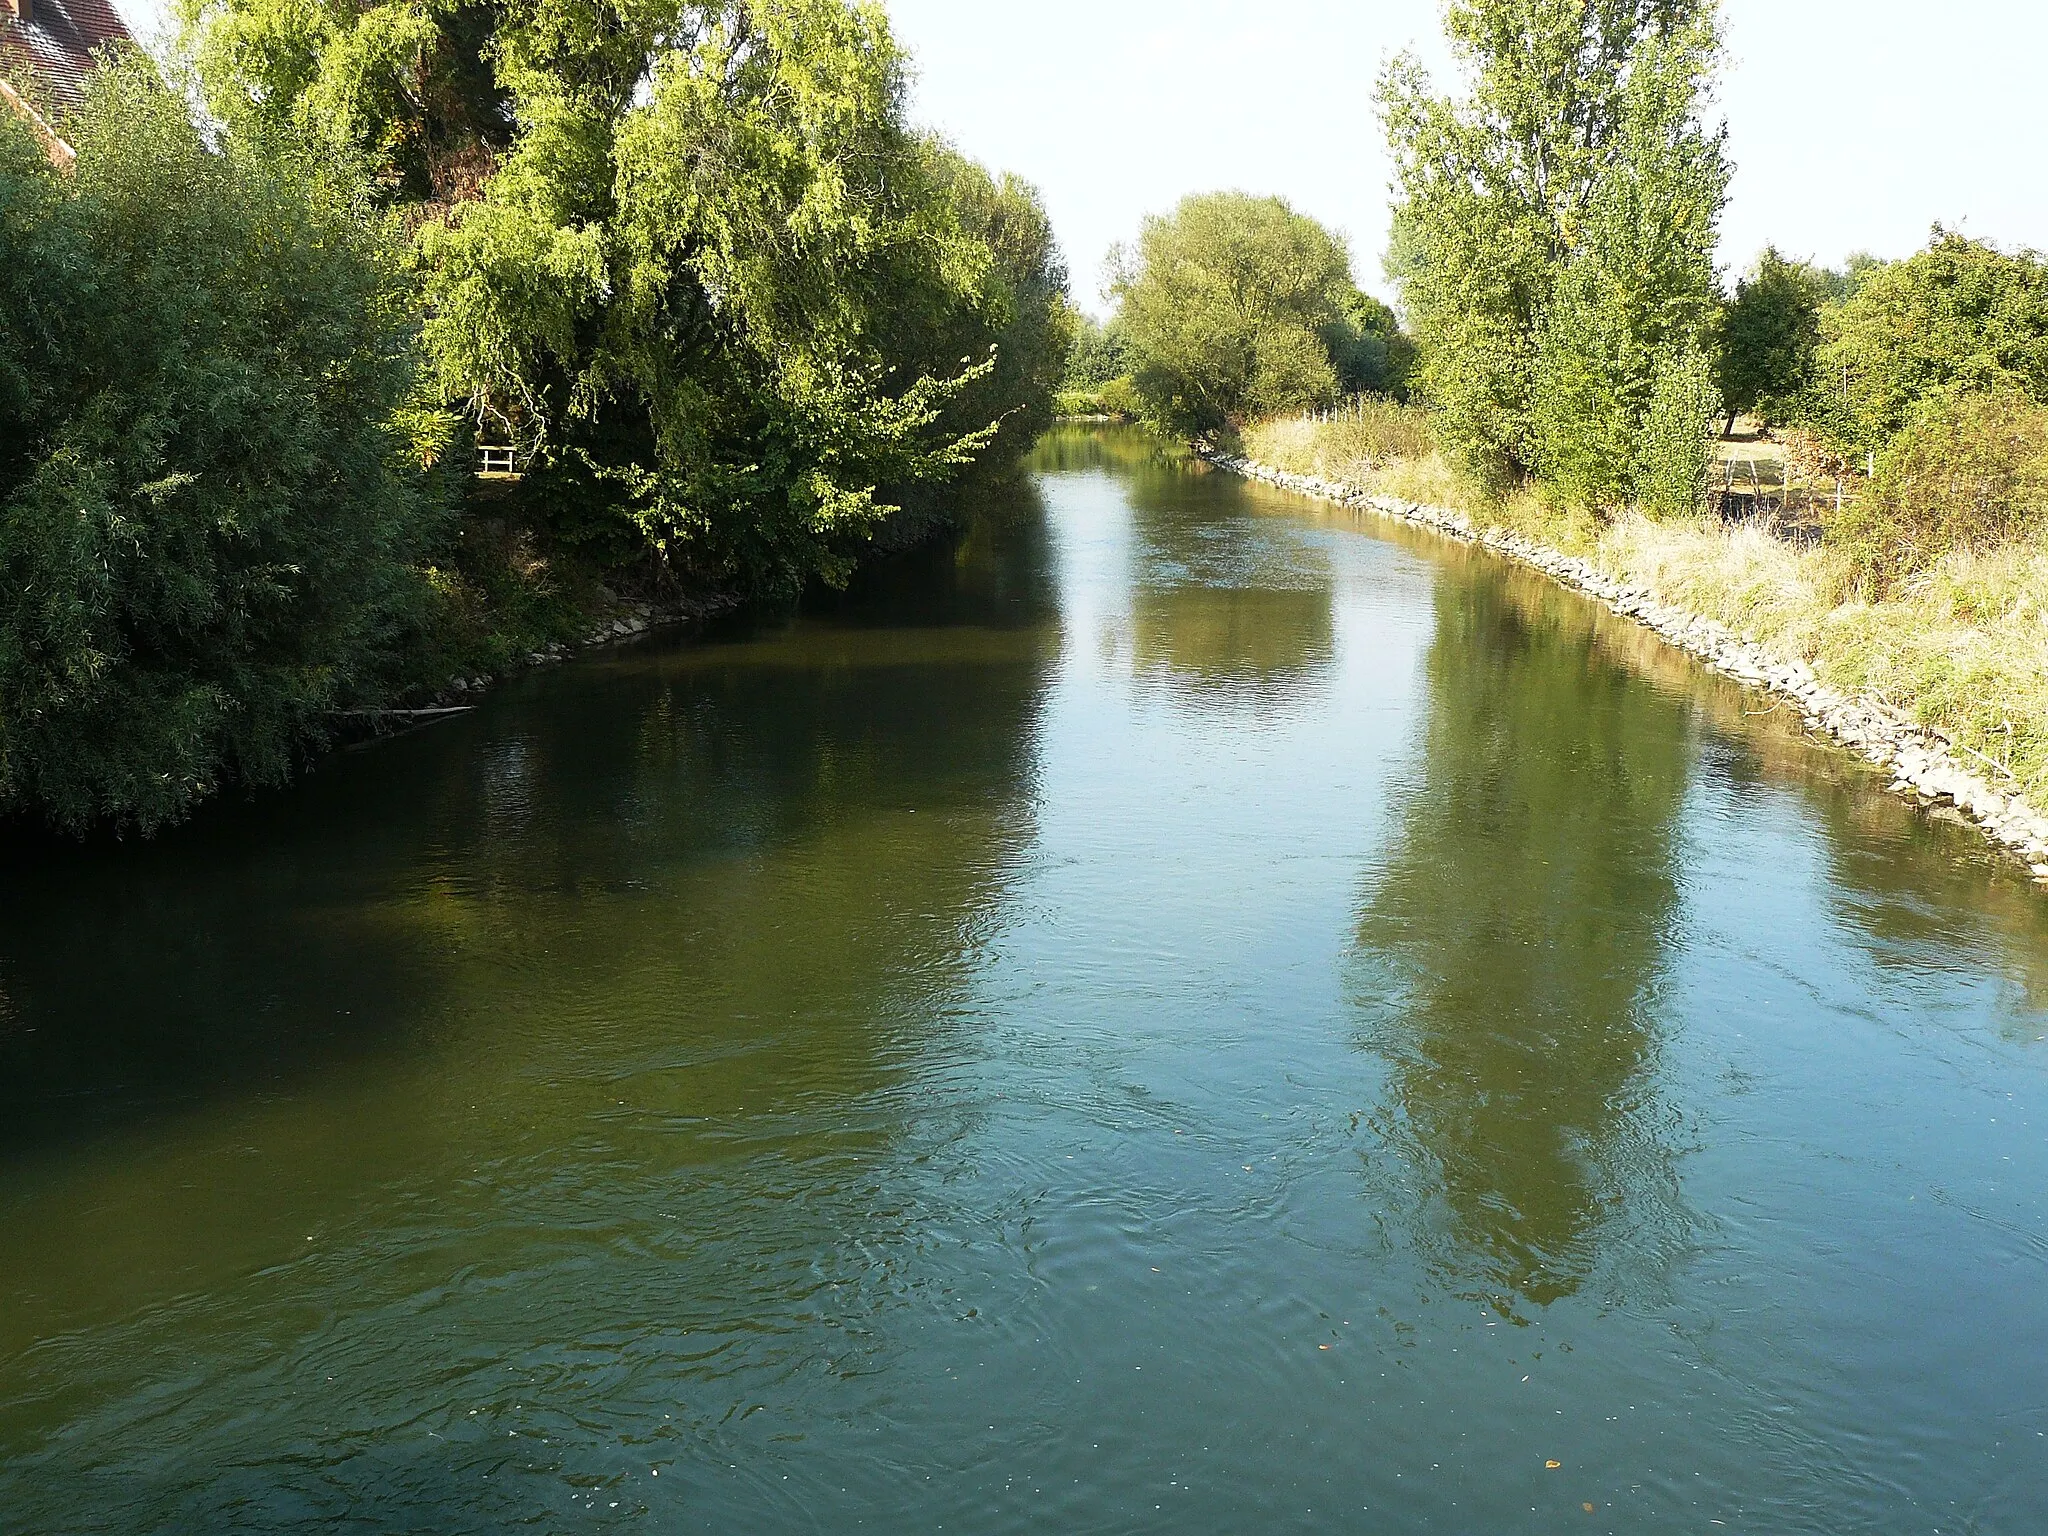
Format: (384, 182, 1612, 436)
(2, 425, 2045, 1533)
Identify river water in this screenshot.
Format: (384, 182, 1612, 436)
(2, 426, 2045, 1533)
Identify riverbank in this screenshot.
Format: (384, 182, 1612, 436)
(1201, 439, 2048, 884)
(384, 587, 743, 732)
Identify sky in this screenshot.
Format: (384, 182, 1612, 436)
(114, 0, 2048, 312)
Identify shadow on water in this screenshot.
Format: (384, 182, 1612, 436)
(0, 478, 1063, 1165)
(1348, 558, 1695, 1314)
(0, 478, 1067, 1533)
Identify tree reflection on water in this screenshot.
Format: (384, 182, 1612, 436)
(1351, 563, 1696, 1313)
(1121, 443, 1337, 709)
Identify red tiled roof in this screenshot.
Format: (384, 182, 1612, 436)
(0, 0, 134, 118)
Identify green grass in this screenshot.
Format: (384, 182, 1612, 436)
(1242, 411, 2048, 800)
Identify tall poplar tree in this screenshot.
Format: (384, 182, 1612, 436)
(1380, 0, 1729, 512)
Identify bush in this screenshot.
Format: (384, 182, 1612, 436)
(1812, 231, 2048, 455)
(0, 63, 440, 834)
(1096, 377, 1144, 420)
(1055, 377, 1142, 419)
(1825, 390, 2048, 594)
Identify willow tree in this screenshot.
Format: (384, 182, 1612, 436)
(183, 0, 1069, 593)
(1107, 192, 1368, 434)
(0, 63, 439, 835)
(1381, 0, 1729, 512)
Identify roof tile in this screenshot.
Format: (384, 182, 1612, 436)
(1, 0, 135, 117)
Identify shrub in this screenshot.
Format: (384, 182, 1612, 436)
(1812, 231, 2048, 455)
(1824, 390, 2048, 594)
(1097, 377, 1144, 419)
(0, 63, 440, 834)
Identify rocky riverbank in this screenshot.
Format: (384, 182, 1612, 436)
(1200, 445, 2048, 885)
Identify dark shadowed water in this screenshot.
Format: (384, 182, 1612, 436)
(3, 425, 2046, 1534)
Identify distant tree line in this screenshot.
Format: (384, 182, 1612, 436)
(1062, 192, 1411, 432)
(0, 2, 1074, 834)
(1085, 0, 2048, 599)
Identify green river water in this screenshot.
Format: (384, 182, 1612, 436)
(2, 425, 2045, 1533)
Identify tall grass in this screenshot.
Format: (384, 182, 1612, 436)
(1241, 412, 2048, 800)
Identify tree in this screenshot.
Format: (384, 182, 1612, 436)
(1067, 315, 1134, 390)
(1329, 288, 1418, 401)
(910, 147, 1075, 479)
(184, 0, 1069, 596)
(1380, 0, 1729, 508)
(1107, 192, 1360, 433)
(1809, 230, 2048, 456)
(0, 62, 441, 834)
(1716, 247, 1827, 432)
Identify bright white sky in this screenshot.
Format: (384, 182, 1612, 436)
(116, 0, 2048, 311)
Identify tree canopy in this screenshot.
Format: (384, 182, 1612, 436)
(1716, 248, 1828, 431)
(183, 0, 1071, 595)
(1107, 192, 1380, 433)
(1381, 0, 1729, 510)
(1810, 230, 2048, 455)
(0, 62, 440, 834)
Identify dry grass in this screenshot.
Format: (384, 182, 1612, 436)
(1246, 400, 1438, 482)
(1243, 413, 2048, 799)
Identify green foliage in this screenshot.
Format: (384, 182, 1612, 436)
(0, 62, 440, 834)
(1381, 0, 1729, 506)
(1329, 289, 1418, 401)
(1056, 375, 1145, 420)
(1107, 192, 1366, 433)
(1810, 230, 2048, 456)
(1633, 346, 1722, 519)
(1717, 247, 1827, 428)
(912, 148, 1075, 478)
(1818, 252, 1885, 304)
(185, 0, 1069, 597)
(1824, 389, 2048, 595)
(1096, 376, 1144, 419)
(1067, 315, 1134, 390)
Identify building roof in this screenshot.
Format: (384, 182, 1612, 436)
(1, 0, 134, 119)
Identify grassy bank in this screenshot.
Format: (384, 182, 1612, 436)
(1240, 412, 2048, 801)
